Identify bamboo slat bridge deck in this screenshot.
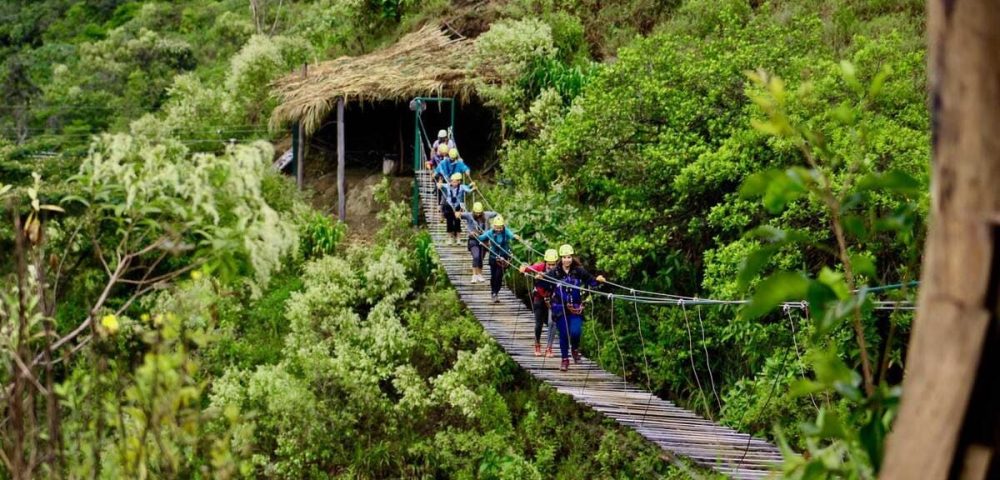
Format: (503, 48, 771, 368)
(417, 171, 782, 479)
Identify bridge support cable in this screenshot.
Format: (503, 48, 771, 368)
(681, 302, 712, 420)
(696, 305, 723, 412)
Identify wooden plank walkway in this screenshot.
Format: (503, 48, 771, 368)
(417, 171, 782, 479)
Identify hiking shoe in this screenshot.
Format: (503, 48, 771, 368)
(534, 343, 542, 356)
(544, 347, 554, 358)
(492, 294, 499, 303)
(559, 359, 570, 371)
(572, 349, 582, 364)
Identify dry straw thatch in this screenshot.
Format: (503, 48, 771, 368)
(270, 25, 482, 136)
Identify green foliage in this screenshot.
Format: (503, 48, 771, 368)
(472, 18, 557, 127)
(485, 0, 927, 459)
(226, 34, 313, 124)
(734, 62, 924, 475)
(299, 211, 346, 260)
(69, 134, 298, 289)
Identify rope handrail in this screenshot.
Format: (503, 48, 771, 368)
(468, 182, 916, 311)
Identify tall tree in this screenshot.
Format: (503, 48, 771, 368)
(881, 0, 1000, 478)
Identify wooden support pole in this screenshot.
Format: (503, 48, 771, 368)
(295, 122, 303, 190)
(881, 1, 1000, 478)
(337, 97, 346, 222)
(296, 63, 308, 191)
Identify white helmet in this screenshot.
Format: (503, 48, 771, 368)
(437, 129, 448, 139)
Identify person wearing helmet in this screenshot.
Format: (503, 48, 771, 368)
(437, 172, 475, 244)
(459, 201, 497, 284)
(519, 248, 559, 357)
(538, 244, 606, 371)
(476, 215, 520, 303)
(431, 129, 456, 159)
(427, 142, 451, 171)
(434, 147, 471, 187)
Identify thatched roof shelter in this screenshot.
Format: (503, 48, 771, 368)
(270, 25, 481, 136)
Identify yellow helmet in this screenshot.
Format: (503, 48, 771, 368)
(449, 148, 459, 159)
(558, 244, 574, 257)
(472, 202, 484, 214)
(492, 215, 505, 228)
(437, 143, 449, 154)
(544, 249, 558, 263)
(449, 172, 463, 181)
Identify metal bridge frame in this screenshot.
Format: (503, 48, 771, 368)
(410, 96, 456, 225)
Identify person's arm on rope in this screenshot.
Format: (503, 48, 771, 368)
(519, 262, 544, 275)
(459, 211, 473, 224)
(576, 266, 607, 288)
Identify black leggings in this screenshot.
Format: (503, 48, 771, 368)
(488, 256, 508, 295)
(532, 298, 547, 343)
(442, 203, 461, 233)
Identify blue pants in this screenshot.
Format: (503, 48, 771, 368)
(553, 311, 583, 359)
(468, 238, 484, 268)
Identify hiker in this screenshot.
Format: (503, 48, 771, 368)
(434, 148, 471, 185)
(477, 215, 520, 303)
(427, 142, 450, 171)
(433, 149, 470, 224)
(539, 244, 606, 371)
(431, 129, 456, 156)
(459, 202, 497, 284)
(437, 173, 475, 245)
(519, 248, 559, 357)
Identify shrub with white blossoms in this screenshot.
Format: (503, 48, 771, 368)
(73, 134, 298, 291)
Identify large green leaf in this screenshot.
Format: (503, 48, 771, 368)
(741, 272, 809, 320)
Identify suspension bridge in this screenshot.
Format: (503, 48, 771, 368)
(417, 170, 785, 479)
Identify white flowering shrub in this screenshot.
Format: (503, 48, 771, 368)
(472, 18, 556, 118)
(226, 34, 313, 123)
(361, 248, 412, 303)
(73, 134, 298, 290)
(130, 73, 238, 142)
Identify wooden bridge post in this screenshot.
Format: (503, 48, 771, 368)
(295, 63, 308, 190)
(337, 97, 346, 222)
(881, 0, 1000, 478)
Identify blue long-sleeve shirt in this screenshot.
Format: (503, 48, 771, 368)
(429, 139, 457, 167)
(477, 227, 516, 260)
(439, 183, 473, 210)
(435, 159, 470, 180)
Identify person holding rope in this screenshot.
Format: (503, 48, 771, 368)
(539, 244, 606, 371)
(519, 248, 559, 357)
(437, 173, 475, 245)
(459, 202, 497, 284)
(434, 148, 471, 184)
(428, 142, 450, 172)
(477, 215, 520, 303)
(427, 129, 455, 170)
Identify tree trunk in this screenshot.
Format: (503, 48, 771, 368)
(881, 1, 1000, 478)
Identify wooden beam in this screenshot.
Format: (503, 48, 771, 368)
(881, 1, 1000, 478)
(296, 63, 308, 191)
(294, 122, 303, 190)
(337, 97, 346, 222)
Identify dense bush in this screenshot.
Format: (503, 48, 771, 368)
(485, 0, 928, 456)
